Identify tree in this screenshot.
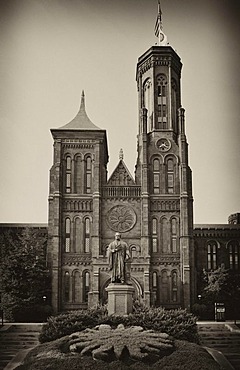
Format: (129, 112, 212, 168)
(0, 227, 51, 321)
(200, 266, 240, 321)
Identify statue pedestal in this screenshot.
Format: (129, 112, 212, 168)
(106, 283, 135, 315)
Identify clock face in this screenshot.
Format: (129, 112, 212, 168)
(157, 138, 171, 152)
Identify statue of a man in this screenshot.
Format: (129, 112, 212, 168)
(107, 232, 130, 283)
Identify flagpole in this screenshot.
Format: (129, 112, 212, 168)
(158, 0, 161, 46)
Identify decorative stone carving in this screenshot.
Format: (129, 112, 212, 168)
(63, 255, 92, 266)
(150, 200, 180, 211)
(107, 161, 135, 186)
(68, 324, 174, 363)
(107, 205, 136, 232)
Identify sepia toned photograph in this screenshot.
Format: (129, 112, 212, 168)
(0, 0, 240, 369)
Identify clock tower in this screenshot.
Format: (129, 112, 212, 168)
(135, 38, 194, 308)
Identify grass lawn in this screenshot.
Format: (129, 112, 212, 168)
(15, 335, 221, 370)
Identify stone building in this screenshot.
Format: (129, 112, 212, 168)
(1, 22, 240, 317)
(47, 39, 195, 313)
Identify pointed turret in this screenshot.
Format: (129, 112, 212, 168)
(58, 91, 102, 130)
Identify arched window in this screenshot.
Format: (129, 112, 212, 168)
(152, 218, 158, 253)
(85, 156, 92, 194)
(160, 217, 169, 253)
(228, 241, 239, 270)
(63, 271, 70, 302)
(171, 218, 178, 253)
(74, 217, 81, 253)
(157, 74, 168, 129)
(161, 270, 169, 303)
(65, 218, 71, 253)
(171, 79, 177, 131)
(83, 271, 90, 303)
(143, 79, 153, 131)
(153, 158, 160, 194)
(167, 158, 174, 194)
(84, 218, 90, 253)
(65, 156, 72, 193)
(153, 271, 158, 288)
(207, 241, 218, 270)
(72, 271, 80, 303)
(172, 271, 178, 302)
(74, 155, 82, 193)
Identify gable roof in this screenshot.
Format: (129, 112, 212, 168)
(107, 159, 135, 186)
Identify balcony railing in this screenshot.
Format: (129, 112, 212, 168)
(102, 186, 141, 198)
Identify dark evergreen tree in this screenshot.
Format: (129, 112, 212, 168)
(0, 227, 51, 321)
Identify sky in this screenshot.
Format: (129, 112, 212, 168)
(0, 0, 240, 224)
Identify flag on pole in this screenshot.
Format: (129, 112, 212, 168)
(154, 0, 162, 38)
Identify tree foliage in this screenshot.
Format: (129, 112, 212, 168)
(195, 266, 240, 320)
(0, 227, 51, 321)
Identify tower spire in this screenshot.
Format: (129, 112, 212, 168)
(154, 0, 168, 46)
(80, 90, 85, 110)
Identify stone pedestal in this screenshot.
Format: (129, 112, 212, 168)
(106, 283, 135, 315)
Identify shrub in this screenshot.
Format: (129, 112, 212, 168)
(39, 305, 108, 343)
(39, 304, 199, 344)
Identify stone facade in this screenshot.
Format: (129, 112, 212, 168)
(1, 44, 239, 315)
(47, 45, 195, 313)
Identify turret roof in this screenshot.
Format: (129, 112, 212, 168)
(58, 91, 102, 130)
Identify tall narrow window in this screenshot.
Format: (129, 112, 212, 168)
(72, 271, 80, 303)
(83, 271, 90, 303)
(157, 74, 168, 129)
(85, 156, 92, 194)
(152, 218, 158, 253)
(65, 218, 71, 253)
(152, 271, 158, 306)
(74, 217, 81, 253)
(84, 218, 90, 253)
(161, 217, 169, 253)
(228, 241, 239, 270)
(172, 271, 178, 302)
(207, 242, 217, 270)
(153, 158, 160, 194)
(64, 271, 70, 302)
(65, 156, 72, 193)
(171, 79, 177, 132)
(153, 272, 158, 288)
(167, 159, 174, 193)
(171, 218, 178, 253)
(161, 270, 169, 303)
(143, 79, 153, 131)
(74, 155, 81, 193)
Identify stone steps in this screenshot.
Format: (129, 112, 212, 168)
(198, 323, 240, 370)
(0, 324, 41, 370)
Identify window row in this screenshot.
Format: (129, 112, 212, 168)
(64, 217, 91, 253)
(63, 270, 90, 303)
(152, 270, 179, 305)
(207, 240, 240, 270)
(64, 155, 92, 194)
(152, 157, 177, 194)
(143, 75, 178, 131)
(151, 217, 179, 253)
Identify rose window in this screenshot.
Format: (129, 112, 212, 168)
(107, 205, 136, 232)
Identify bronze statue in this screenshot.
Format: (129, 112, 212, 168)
(107, 232, 130, 283)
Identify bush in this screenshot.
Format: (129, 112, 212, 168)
(39, 305, 108, 343)
(16, 336, 220, 370)
(39, 304, 199, 344)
